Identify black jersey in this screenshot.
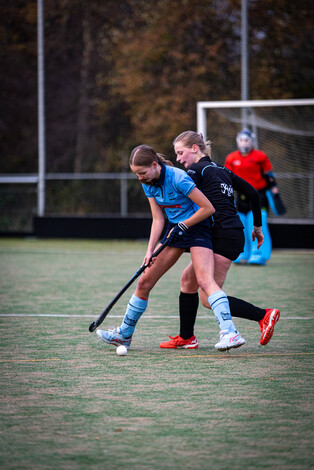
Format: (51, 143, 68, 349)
(187, 156, 262, 230)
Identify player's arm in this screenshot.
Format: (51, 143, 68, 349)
(167, 187, 215, 243)
(184, 187, 215, 227)
(233, 174, 264, 248)
(263, 171, 278, 194)
(145, 198, 166, 265)
(263, 170, 286, 216)
(233, 175, 261, 225)
(260, 152, 286, 216)
(259, 152, 277, 193)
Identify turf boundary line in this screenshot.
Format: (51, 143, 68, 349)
(0, 314, 312, 320)
(182, 352, 314, 358)
(0, 358, 60, 363)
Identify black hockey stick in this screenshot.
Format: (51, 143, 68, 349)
(88, 239, 169, 332)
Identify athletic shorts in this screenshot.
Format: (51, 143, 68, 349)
(161, 219, 213, 251)
(212, 228, 244, 261)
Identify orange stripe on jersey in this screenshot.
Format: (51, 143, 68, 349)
(158, 204, 182, 208)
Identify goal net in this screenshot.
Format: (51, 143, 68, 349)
(197, 99, 314, 222)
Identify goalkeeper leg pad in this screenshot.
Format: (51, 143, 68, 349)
(248, 210, 272, 265)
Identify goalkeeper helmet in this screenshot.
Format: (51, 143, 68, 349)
(236, 128, 255, 155)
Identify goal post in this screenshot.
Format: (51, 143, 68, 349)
(196, 99, 314, 222)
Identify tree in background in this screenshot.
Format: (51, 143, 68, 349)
(0, 0, 313, 174)
(0, 2, 38, 173)
(249, 0, 314, 99)
(110, 0, 241, 155)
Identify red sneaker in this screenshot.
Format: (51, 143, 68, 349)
(259, 308, 280, 346)
(160, 334, 198, 349)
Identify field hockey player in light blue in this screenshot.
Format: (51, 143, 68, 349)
(96, 144, 245, 351)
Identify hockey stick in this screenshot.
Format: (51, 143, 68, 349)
(266, 189, 286, 216)
(88, 239, 169, 332)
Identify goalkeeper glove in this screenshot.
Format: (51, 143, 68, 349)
(264, 171, 278, 190)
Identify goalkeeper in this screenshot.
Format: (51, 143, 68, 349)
(225, 128, 285, 265)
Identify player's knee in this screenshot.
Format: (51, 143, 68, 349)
(137, 276, 153, 296)
(180, 273, 198, 292)
(181, 278, 198, 292)
(198, 275, 222, 299)
(197, 278, 214, 295)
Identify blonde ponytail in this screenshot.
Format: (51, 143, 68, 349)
(173, 130, 212, 158)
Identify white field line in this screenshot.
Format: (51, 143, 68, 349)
(0, 314, 312, 320)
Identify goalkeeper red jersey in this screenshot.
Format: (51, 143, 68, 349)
(225, 149, 272, 190)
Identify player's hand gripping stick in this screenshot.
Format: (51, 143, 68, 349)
(167, 222, 189, 244)
(88, 239, 169, 332)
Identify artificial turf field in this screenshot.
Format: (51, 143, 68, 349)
(0, 238, 313, 470)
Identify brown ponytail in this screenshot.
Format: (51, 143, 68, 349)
(130, 145, 173, 167)
(156, 153, 174, 167)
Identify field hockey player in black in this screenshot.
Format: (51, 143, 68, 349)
(160, 131, 280, 350)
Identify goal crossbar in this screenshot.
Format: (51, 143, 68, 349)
(198, 98, 314, 109)
(197, 98, 314, 136)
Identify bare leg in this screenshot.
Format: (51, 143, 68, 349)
(98, 245, 185, 348)
(199, 253, 232, 307)
(190, 247, 238, 333)
(189, 247, 220, 296)
(135, 245, 184, 299)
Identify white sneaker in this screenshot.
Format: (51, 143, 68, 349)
(215, 329, 246, 351)
(96, 327, 132, 349)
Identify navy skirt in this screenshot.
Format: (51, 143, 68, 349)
(161, 219, 213, 251)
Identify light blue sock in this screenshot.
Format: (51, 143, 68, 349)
(119, 294, 148, 338)
(208, 291, 237, 333)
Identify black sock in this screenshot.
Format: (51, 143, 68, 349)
(228, 296, 265, 322)
(179, 292, 199, 339)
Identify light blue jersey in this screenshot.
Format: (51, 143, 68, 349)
(142, 163, 198, 223)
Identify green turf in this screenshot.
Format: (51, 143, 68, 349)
(0, 239, 313, 469)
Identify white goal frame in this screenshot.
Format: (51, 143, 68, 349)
(197, 98, 314, 139)
(196, 98, 314, 222)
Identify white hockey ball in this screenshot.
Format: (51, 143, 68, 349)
(116, 345, 128, 356)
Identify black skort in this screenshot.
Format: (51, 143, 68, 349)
(212, 227, 245, 261)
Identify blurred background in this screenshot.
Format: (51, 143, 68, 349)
(0, 0, 313, 234)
